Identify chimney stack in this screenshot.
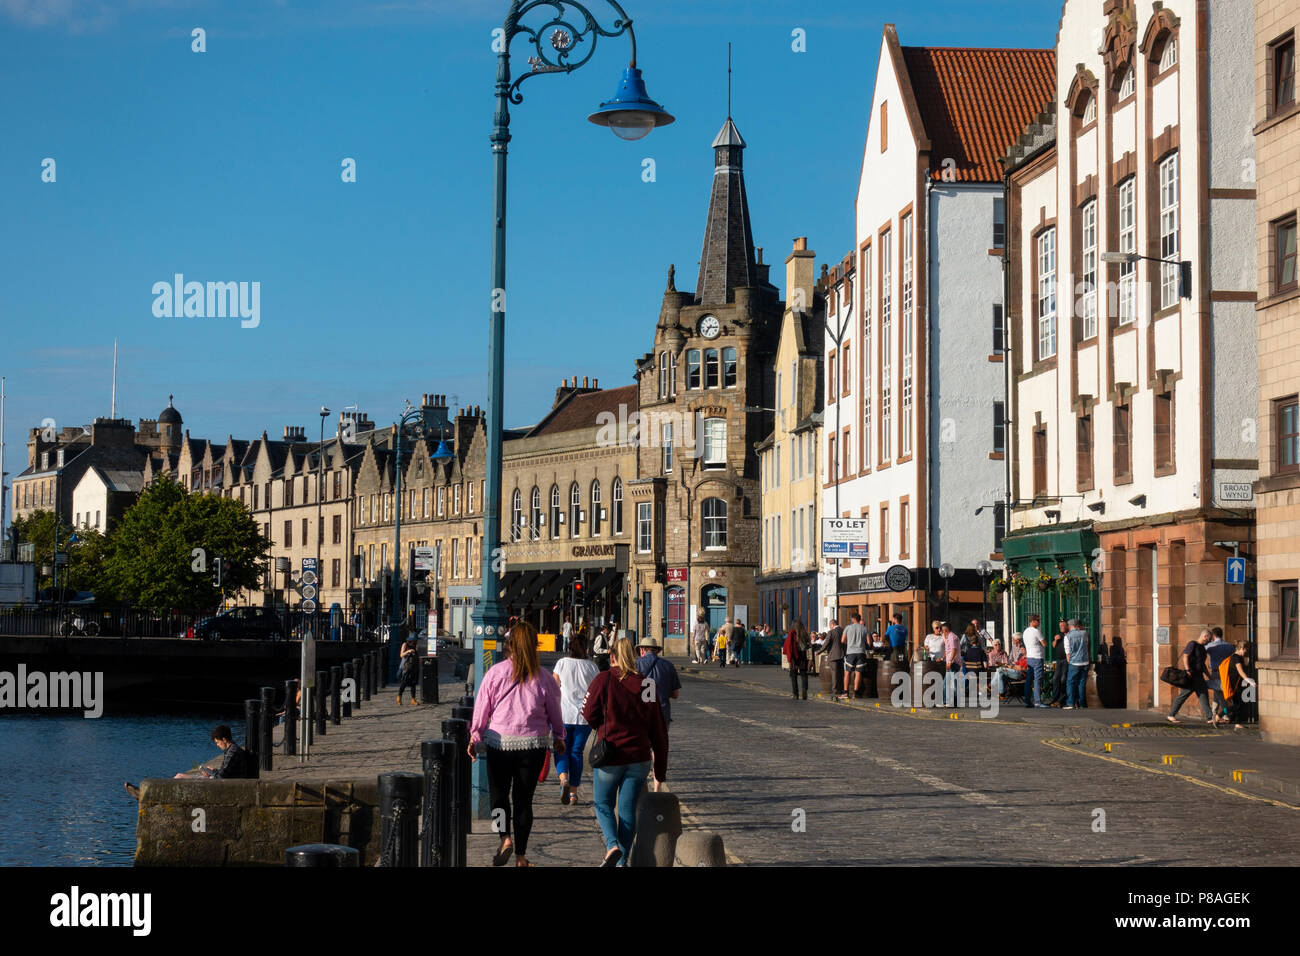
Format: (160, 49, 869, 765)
(583, 376, 589, 388)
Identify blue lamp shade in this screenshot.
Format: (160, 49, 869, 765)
(431, 439, 454, 462)
(588, 67, 675, 141)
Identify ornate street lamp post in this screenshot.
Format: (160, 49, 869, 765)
(472, 0, 672, 818)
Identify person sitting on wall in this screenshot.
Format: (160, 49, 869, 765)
(124, 725, 255, 799)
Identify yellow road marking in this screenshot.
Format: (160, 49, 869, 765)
(1041, 739, 1300, 811)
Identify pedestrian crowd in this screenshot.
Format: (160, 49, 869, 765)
(468, 619, 677, 867)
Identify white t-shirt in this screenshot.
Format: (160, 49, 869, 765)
(561, 621, 573, 638)
(552, 656, 600, 725)
(1022, 626, 1045, 660)
(924, 634, 945, 658)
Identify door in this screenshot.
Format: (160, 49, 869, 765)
(665, 586, 686, 637)
(703, 584, 728, 634)
(1149, 547, 1160, 708)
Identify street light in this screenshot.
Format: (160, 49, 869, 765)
(472, 0, 672, 819)
(1100, 250, 1192, 300)
(316, 407, 329, 640)
(937, 562, 954, 626)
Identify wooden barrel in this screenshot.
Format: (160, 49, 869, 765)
(857, 658, 879, 698)
(913, 660, 944, 706)
(877, 659, 902, 702)
(1095, 661, 1127, 708)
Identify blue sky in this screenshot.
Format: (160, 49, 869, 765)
(0, 0, 1063, 490)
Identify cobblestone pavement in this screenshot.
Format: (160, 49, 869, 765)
(664, 666, 1300, 866)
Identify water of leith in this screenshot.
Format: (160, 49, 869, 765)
(0, 710, 239, 866)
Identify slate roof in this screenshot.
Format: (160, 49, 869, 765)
(529, 385, 639, 437)
(899, 46, 1056, 183)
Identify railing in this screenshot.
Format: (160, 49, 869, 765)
(0, 604, 202, 638)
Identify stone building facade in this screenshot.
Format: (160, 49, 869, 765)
(1253, 0, 1300, 742)
(629, 116, 783, 654)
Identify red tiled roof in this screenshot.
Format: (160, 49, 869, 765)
(530, 385, 639, 436)
(900, 46, 1056, 183)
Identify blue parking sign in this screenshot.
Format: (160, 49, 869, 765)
(1226, 557, 1246, 585)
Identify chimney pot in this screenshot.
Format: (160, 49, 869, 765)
(794, 237, 807, 251)
(756, 246, 764, 264)
(583, 376, 589, 388)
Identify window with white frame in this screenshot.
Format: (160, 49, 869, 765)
(436, 487, 445, 516)
(806, 507, 815, 562)
(530, 486, 542, 540)
(451, 539, 459, 579)
(774, 445, 781, 487)
(1118, 65, 1135, 99)
(511, 489, 522, 541)
(591, 480, 602, 536)
(703, 418, 726, 468)
(807, 429, 814, 474)
(453, 484, 461, 514)
(1081, 199, 1098, 340)
(1159, 37, 1177, 72)
(1082, 95, 1097, 124)
(637, 501, 653, 553)
(1037, 227, 1057, 360)
(704, 349, 720, 388)
(792, 437, 799, 480)
(901, 213, 914, 456)
(1119, 178, 1136, 325)
(686, 350, 701, 389)
(880, 229, 892, 462)
(791, 508, 798, 564)
(612, 478, 623, 535)
(776, 370, 783, 410)
(658, 351, 668, 398)
(662, 422, 673, 473)
(570, 482, 581, 536)
(468, 481, 476, 513)
(702, 497, 727, 550)
(722, 347, 737, 388)
(550, 484, 561, 537)
(1159, 153, 1180, 309)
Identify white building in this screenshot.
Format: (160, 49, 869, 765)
(823, 24, 1055, 648)
(1003, 0, 1257, 711)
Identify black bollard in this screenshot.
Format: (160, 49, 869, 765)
(450, 706, 474, 837)
(285, 843, 360, 867)
(330, 666, 342, 726)
(378, 771, 423, 868)
(375, 646, 384, 689)
(420, 739, 455, 868)
(421, 656, 439, 705)
(259, 686, 275, 772)
(284, 679, 298, 756)
(459, 695, 474, 709)
(342, 662, 354, 718)
(352, 658, 364, 710)
(441, 717, 469, 867)
(364, 651, 373, 701)
(358, 652, 368, 702)
(244, 699, 261, 777)
(315, 670, 328, 737)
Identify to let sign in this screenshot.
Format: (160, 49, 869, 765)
(822, 517, 870, 558)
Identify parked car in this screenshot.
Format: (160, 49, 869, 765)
(188, 606, 287, 641)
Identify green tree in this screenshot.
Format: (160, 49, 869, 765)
(99, 474, 271, 611)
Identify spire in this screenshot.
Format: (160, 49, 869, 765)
(694, 116, 758, 305)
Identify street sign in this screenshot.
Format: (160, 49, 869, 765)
(413, 546, 436, 572)
(1226, 557, 1246, 585)
(302, 584, 317, 601)
(302, 557, 318, 587)
(822, 517, 870, 558)
(1219, 482, 1253, 502)
(302, 598, 317, 614)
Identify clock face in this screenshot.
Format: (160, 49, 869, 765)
(698, 315, 721, 339)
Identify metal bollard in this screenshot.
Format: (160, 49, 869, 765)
(315, 669, 328, 737)
(285, 843, 360, 867)
(352, 658, 364, 710)
(360, 651, 371, 702)
(421, 656, 439, 705)
(378, 771, 423, 867)
(441, 717, 469, 867)
(375, 646, 384, 689)
(259, 686, 275, 772)
(450, 706, 474, 837)
(330, 666, 342, 725)
(284, 679, 298, 755)
(420, 739, 455, 867)
(244, 698, 261, 777)
(342, 662, 353, 718)
(459, 695, 474, 709)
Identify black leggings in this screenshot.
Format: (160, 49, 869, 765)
(789, 669, 808, 698)
(485, 746, 547, 856)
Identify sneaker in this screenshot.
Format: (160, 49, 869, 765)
(1062, 705, 1075, 710)
(1035, 703, 1049, 708)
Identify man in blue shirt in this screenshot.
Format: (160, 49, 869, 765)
(884, 613, 909, 666)
(636, 636, 682, 725)
(1062, 619, 1091, 709)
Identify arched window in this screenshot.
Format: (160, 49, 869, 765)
(530, 486, 542, 540)
(511, 488, 522, 541)
(570, 482, 581, 537)
(1118, 65, 1135, 99)
(550, 484, 561, 537)
(658, 351, 668, 398)
(1081, 93, 1096, 124)
(612, 477, 624, 535)
(591, 480, 602, 536)
(702, 497, 728, 550)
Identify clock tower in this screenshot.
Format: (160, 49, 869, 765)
(628, 115, 783, 653)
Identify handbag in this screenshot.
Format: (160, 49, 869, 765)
(1160, 665, 1191, 689)
(587, 672, 617, 769)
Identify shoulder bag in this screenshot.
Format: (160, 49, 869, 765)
(1160, 666, 1190, 689)
(587, 671, 618, 769)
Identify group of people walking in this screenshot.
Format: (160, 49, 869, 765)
(1166, 626, 1256, 728)
(468, 622, 677, 867)
(690, 613, 750, 667)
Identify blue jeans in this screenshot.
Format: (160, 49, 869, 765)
(943, 665, 963, 706)
(554, 723, 592, 788)
(1067, 664, 1088, 707)
(1025, 658, 1044, 705)
(592, 760, 650, 861)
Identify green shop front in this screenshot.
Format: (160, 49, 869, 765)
(1000, 523, 1115, 703)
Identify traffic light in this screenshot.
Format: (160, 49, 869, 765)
(571, 579, 584, 605)
(211, 556, 224, 589)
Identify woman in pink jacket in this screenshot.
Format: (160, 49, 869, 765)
(469, 621, 565, 867)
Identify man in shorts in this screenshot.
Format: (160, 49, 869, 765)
(842, 612, 870, 697)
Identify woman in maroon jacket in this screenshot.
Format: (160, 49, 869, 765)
(582, 637, 669, 866)
(784, 620, 811, 700)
